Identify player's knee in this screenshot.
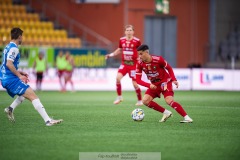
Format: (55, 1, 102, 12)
(132, 82, 139, 89)
(18, 96, 25, 103)
(142, 98, 150, 106)
(133, 85, 139, 90)
(24, 89, 39, 101)
(165, 96, 174, 105)
(165, 100, 171, 105)
(116, 78, 121, 83)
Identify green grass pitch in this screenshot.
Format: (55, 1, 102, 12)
(0, 90, 240, 160)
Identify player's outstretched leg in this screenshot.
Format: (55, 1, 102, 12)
(23, 87, 63, 126)
(144, 100, 172, 122)
(32, 98, 63, 126)
(169, 101, 193, 123)
(4, 96, 25, 123)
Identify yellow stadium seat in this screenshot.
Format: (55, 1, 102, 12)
(26, 14, 38, 22)
(2, 32, 10, 43)
(0, 28, 7, 37)
(0, 4, 8, 13)
(74, 38, 81, 48)
(58, 39, 66, 48)
(31, 13, 39, 21)
(59, 30, 67, 38)
(0, 18, 3, 28)
(44, 37, 53, 47)
(46, 22, 54, 30)
(2, 12, 8, 20)
(7, 11, 15, 21)
(41, 29, 50, 38)
(0, 0, 12, 5)
(34, 21, 42, 30)
(48, 30, 56, 38)
(67, 38, 75, 48)
(17, 5, 26, 14)
(0, 2, 81, 48)
(6, 4, 13, 12)
(68, 38, 81, 48)
(21, 21, 28, 29)
(4, 19, 12, 28)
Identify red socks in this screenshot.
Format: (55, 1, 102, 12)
(135, 88, 142, 100)
(147, 100, 187, 118)
(170, 101, 187, 117)
(116, 83, 121, 96)
(148, 101, 165, 113)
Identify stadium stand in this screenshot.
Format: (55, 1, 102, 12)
(212, 25, 240, 69)
(0, 0, 81, 48)
(219, 29, 240, 61)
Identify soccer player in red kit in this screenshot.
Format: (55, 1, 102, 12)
(105, 25, 142, 106)
(136, 44, 193, 123)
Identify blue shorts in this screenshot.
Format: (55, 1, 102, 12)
(1, 77, 29, 98)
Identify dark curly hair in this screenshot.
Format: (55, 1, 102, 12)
(11, 27, 23, 40)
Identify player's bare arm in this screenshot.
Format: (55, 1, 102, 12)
(105, 48, 122, 59)
(19, 70, 29, 77)
(6, 60, 29, 83)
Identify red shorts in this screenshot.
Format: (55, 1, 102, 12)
(145, 81, 174, 99)
(64, 70, 73, 78)
(58, 70, 65, 77)
(118, 64, 136, 80)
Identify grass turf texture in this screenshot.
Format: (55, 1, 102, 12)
(0, 91, 240, 160)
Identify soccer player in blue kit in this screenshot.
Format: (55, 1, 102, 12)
(1, 28, 63, 126)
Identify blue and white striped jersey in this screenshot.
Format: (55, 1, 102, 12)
(0, 42, 20, 80)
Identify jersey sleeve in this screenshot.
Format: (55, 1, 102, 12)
(136, 39, 141, 48)
(118, 39, 122, 48)
(159, 56, 177, 81)
(136, 62, 151, 88)
(7, 47, 19, 62)
(136, 62, 142, 75)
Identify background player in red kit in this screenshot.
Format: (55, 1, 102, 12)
(136, 44, 193, 123)
(105, 25, 142, 106)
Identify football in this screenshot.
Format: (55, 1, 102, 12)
(131, 108, 145, 121)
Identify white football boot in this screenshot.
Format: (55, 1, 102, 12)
(135, 100, 143, 106)
(113, 96, 123, 104)
(180, 118, 193, 123)
(46, 119, 63, 126)
(159, 112, 172, 122)
(4, 107, 15, 123)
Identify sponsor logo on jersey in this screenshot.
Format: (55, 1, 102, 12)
(123, 51, 133, 55)
(147, 72, 159, 77)
(9, 55, 15, 59)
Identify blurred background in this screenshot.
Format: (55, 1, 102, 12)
(1, 0, 240, 91)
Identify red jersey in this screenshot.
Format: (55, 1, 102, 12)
(119, 36, 141, 66)
(136, 55, 177, 88)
